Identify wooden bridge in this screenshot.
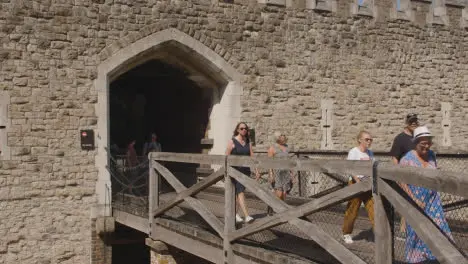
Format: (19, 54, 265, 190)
(110, 152, 468, 264)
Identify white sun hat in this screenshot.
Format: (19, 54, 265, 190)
(413, 126, 433, 142)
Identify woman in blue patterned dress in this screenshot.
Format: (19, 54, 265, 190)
(399, 126, 453, 263)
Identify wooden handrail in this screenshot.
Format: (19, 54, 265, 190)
(150, 152, 468, 197)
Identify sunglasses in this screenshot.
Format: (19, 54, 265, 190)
(418, 142, 432, 147)
(239, 127, 248, 131)
(363, 138, 373, 142)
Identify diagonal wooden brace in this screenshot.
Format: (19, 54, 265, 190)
(152, 161, 224, 237)
(228, 167, 367, 264)
(229, 177, 370, 242)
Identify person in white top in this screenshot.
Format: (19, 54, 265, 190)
(342, 131, 375, 244)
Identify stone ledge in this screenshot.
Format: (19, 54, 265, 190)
(390, 9, 415, 21)
(426, 8, 450, 25)
(258, 0, 286, 6)
(306, 0, 337, 12)
(418, 0, 466, 7)
(350, 1, 376, 18)
(390, 0, 415, 21)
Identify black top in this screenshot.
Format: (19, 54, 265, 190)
(390, 132, 415, 162)
(231, 137, 251, 175)
(231, 137, 250, 156)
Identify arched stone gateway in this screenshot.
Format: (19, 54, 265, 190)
(93, 28, 243, 217)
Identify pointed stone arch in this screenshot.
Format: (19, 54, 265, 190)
(93, 28, 242, 217)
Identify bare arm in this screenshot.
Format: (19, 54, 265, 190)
(226, 140, 234, 155)
(391, 157, 399, 165)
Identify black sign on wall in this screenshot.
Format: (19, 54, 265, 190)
(80, 130, 95, 150)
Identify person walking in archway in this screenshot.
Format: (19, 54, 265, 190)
(126, 139, 139, 167)
(142, 133, 162, 157)
(342, 131, 375, 244)
(226, 122, 259, 223)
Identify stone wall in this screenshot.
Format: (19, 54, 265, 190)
(0, 0, 466, 263)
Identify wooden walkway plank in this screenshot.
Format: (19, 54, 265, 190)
(228, 167, 367, 264)
(152, 161, 224, 237)
(379, 179, 468, 264)
(152, 166, 225, 217)
(229, 179, 371, 242)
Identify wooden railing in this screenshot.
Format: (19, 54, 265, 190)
(147, 152, 468, 264)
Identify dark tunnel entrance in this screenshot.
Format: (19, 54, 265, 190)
(109, 59, 212, 157)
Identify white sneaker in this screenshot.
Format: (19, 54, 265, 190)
(343, 234, 354, 244)
(235, 214, 243, 223)
(244, 215, 254, 223)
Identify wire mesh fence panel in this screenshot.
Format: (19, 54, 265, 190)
(109, 154, 150, 215)
(295, 153, 347, 198)
(432, 156, 468, 258)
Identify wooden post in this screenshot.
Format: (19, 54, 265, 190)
(148, 154, 159, 239)
(223, 159, 235, 264)
(374, 195, 393, 264)
(372, 161, 393, 264)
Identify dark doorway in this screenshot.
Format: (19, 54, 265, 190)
(111, 223, 149, 264)
(109, 59, 212, 157)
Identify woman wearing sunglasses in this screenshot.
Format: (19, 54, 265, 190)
(399, 126, 453, 263)
(342, 131, 375, 244)
(226, 122, 259, 223)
